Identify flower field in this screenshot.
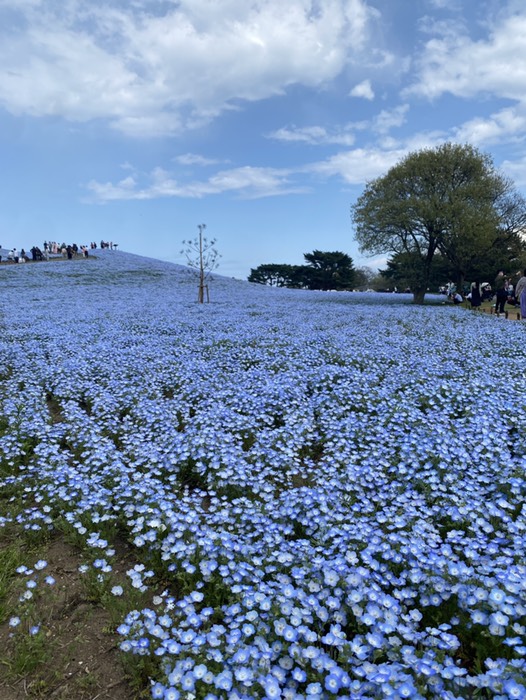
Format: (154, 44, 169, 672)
(0, 251, 525, 699)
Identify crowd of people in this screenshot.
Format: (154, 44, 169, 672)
(0, 240, 118, 263)
(446, 269, 526, 320)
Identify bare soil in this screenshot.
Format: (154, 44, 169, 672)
(0, 535, 147, 700)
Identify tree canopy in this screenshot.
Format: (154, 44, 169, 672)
(351, 142, 526, 303)
(302, 250, 355, 290)
(247, 263, 303, 288)
(248, 251, 356, 291)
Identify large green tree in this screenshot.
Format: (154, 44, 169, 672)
(302, 250, 355, 290)
(351, 142, 526, 303)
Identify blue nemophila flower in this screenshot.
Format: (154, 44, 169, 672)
(180, 673, 195, 691)
(502, 679, 526, 699)
(193, 663, 208, 679)
(151, 681, 164, 698)
(4, 252, 526, 698)
(306, 682, 323, 695)
(260, 674, 281, 699)
(214, 670, 233, 692)
(324, 673, 342, 693)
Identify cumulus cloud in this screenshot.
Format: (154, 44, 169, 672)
(0, 0, 375, 137)
(305, 147, 407, 184)
(453, 107, 526, 146)
(349, 79, 374, 100)
(407, 10, 526, 102)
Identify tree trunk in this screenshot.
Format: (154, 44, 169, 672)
(412, 289, 426, 304)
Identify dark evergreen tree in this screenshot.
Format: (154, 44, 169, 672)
(302, 250, 355, 290)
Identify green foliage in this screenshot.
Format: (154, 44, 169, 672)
(0, 543, 25, 623)
(248, 263, 304, 287)
(248, 250, 356, 290)
(177, 456, 208, 490)
(352, 142, 526, 302)
(4, 625, 52, 677)
(120, 651, 159, 697)
(381, 251, 453, 293)
(302, 250, 355, 290)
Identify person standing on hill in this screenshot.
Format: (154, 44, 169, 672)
(515, 270, 526, 320)
(470, 281, 481, 310)
(494, 271, 507, 316)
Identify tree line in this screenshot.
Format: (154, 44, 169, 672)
(248, 143, 526, 302)
(248, 250, 361, 290)
(352, 142, 526, 303)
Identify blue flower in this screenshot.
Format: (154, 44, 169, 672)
(306, 682, 322, 695)
(180, 674, 195, 691)
(214, 670, 233, 692)
(163, 689, 179, 700)
(151, 682, 165, 698)
(324, 674, 342, 693)
(261, 674, 281, 699)
(502, 679, 526, 699)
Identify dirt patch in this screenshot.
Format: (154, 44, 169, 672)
(0, 536, 148, 699)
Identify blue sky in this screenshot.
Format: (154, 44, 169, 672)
(1, 0, 526, 279)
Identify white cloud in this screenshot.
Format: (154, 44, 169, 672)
(500, 155, 526, 187)
(268, 125, 355, 146)
(87, 107, 453, 203)
(453, 106, 526, 146)
(302, 122, 453, 184)
(407, 11, 526, 103)
(269, 105, 410, 148)
(372, 104, 409, 134)
(427, 0, 459, 8)
(349, 79, 374, 100)
(0, 0, 376, 137)
(174, 153, 221, 166)
(87, 164, 309, 201)
(306, 146, 407, 184)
